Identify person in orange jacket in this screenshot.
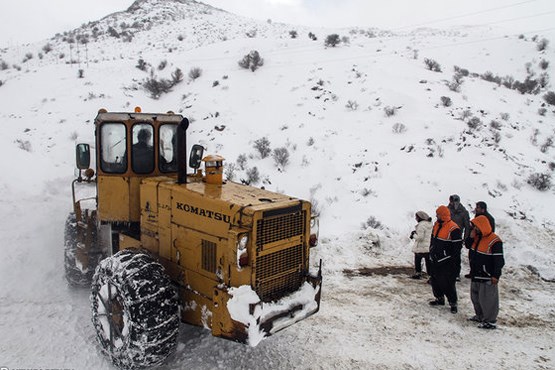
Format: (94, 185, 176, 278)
(466, 215, 505, 329)
(428, 205, 462, 313)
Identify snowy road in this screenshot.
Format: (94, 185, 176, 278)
(1, 191, 554, 370)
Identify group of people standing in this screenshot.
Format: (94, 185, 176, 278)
(409, 195, 505, 329)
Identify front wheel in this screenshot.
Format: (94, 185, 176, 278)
(90, 249, 180, 369)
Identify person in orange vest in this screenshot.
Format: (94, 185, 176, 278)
(466, 215, 505, 329)
(428, 205, 462, 313)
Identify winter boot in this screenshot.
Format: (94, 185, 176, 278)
(429, 298, 445, 306)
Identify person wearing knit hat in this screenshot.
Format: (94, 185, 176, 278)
(409, 211, 433, 279)
(428, 205, 463, 314)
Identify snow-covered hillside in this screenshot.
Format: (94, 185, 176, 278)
(1, 0, 554, 368)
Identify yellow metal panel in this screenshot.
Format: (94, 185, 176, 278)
(119, 234, 141, 249)
(159, 185, 172, 260)
(98, 176, 129, 221)
(129, 177, 142, 222)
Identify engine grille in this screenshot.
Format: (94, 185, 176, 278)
(201, 239, 216, 273)
(255, 211, 305, 248)
(255, 244, 304, 302)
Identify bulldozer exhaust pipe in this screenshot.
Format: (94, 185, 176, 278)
(177, 118, 190, 184)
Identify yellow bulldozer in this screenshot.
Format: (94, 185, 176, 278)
(65, 108, 322, 369)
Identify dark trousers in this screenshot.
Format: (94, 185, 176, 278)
(453, 245, 462, 277)
(414, 253, 430, 274)
(430, 261, 458, 306)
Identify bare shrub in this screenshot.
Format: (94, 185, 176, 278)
(246, 167, 260, 185)
(447, 80, 461, 92)
(513, 77, 539, 95)
(384, 106, 397, 117)
(363, 216, 383, 230)
(0, 60, 8, 70)
(78, 69, 84, 78)
(424, 58, 442, 72)
(253, 137, 271, 158)
(171, 68, 183, 84)
(136, 58, 148, 71)
(225, 162, 237, 181)
(22, 52, 33, 63)
(177, 34, 184, 41)
(454, 65, 469, 76)
(541, 137, 554, 153)
(481, 71, 501, 85)
(492, 131, 502, 144)
(500, 112, 510, 121)
(544, 91, 555, 105)
(490, 120, 502, 130)
(346, 100, 359, 110)
(188, 67, 202, 80)
(440, 96, 452, 107)
(236, 154, 247, 170)
(238, 50, 264, 72)
(42, 43, 53, 54)
(501, 75, 514, 89)
(289, 30, 298, 38)
(538, 107, 547, 116)
(158, 60, 167, 70)
(537, 38, 549, 51)
(273, 147, 290, 167)
(341, 36, 350, 45)
(325, 34, 340, 47)
(392, 123, 407, 134)
(307, 137, 315, 146)
(527, 173, 552, 191)
(539, 59, 549, 70)
(16, 139, 32, 152)
(467, 116, 482, 130)
(246, 29, 257, 38)
(308, 32, 317, 41)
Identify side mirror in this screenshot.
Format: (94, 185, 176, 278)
(76, 143, 91, 170)
(189, 144, 204, 169)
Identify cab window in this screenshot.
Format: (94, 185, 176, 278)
(132, 124, 154, 174)
(159, 124, 177, 172)
(100, 123, 127, 174)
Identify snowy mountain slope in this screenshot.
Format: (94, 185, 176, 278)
(1, 0, 555, 368)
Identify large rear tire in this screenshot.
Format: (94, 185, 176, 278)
(64, 213, 96, 287)
(90, 249, 180, 369)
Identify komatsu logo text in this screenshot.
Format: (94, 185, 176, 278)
(176, 202, 231, 223)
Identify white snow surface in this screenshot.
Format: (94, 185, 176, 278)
(1, 0, 555, 369)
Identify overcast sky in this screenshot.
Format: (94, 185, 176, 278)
(1, 0, 554, 46)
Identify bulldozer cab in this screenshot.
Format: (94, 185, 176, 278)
(94, 108, 186, 224)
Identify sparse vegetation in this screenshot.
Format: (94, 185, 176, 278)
(78, 69, 84, 78)
(308, 32, 317, 41)
(143, 68, 184, 99)
(346, 100, 359, 111)
(224, 163, 236, 181)
(544, 91, 555, 105)
(539, 59, 549, 70)
(392, 123, 407, 134)
(236, 154, 247, 170)
(238, 50, 264, 72)
(272, 147, 290, 167)
(467, 116, 482, 130)
(188, 67, 202, 81)
(384, 106, 398, 117)
(325, 34, 341, 47)
(136, 58, 148, 71)
(440, 96, 452, 107)
(158, 60, 167, 70)
(541, 137, 554, 153)
(253, 137, 271, 158)
(289, 30, 298, 39)
(537, 38, 549, 51)
(0, 60, 8, 70)
(363, 216, 383, 230)
(245, 167, 260, 185)
(424, 58, 442, 72)
(527, 172, 552, 191)
(42, 43, 53, 54)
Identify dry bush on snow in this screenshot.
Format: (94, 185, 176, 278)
(273, 147, 290, 167)
(238, 50, 264, 72)
(188, 67, 202, 81)
(440, 96, 452, 107)
(424, 58, 442, 72)
(527, 173, 552, 191)
(253, 137, 271, 158)
(544, 91, 555, 105)
(325, 34, 340, 47)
